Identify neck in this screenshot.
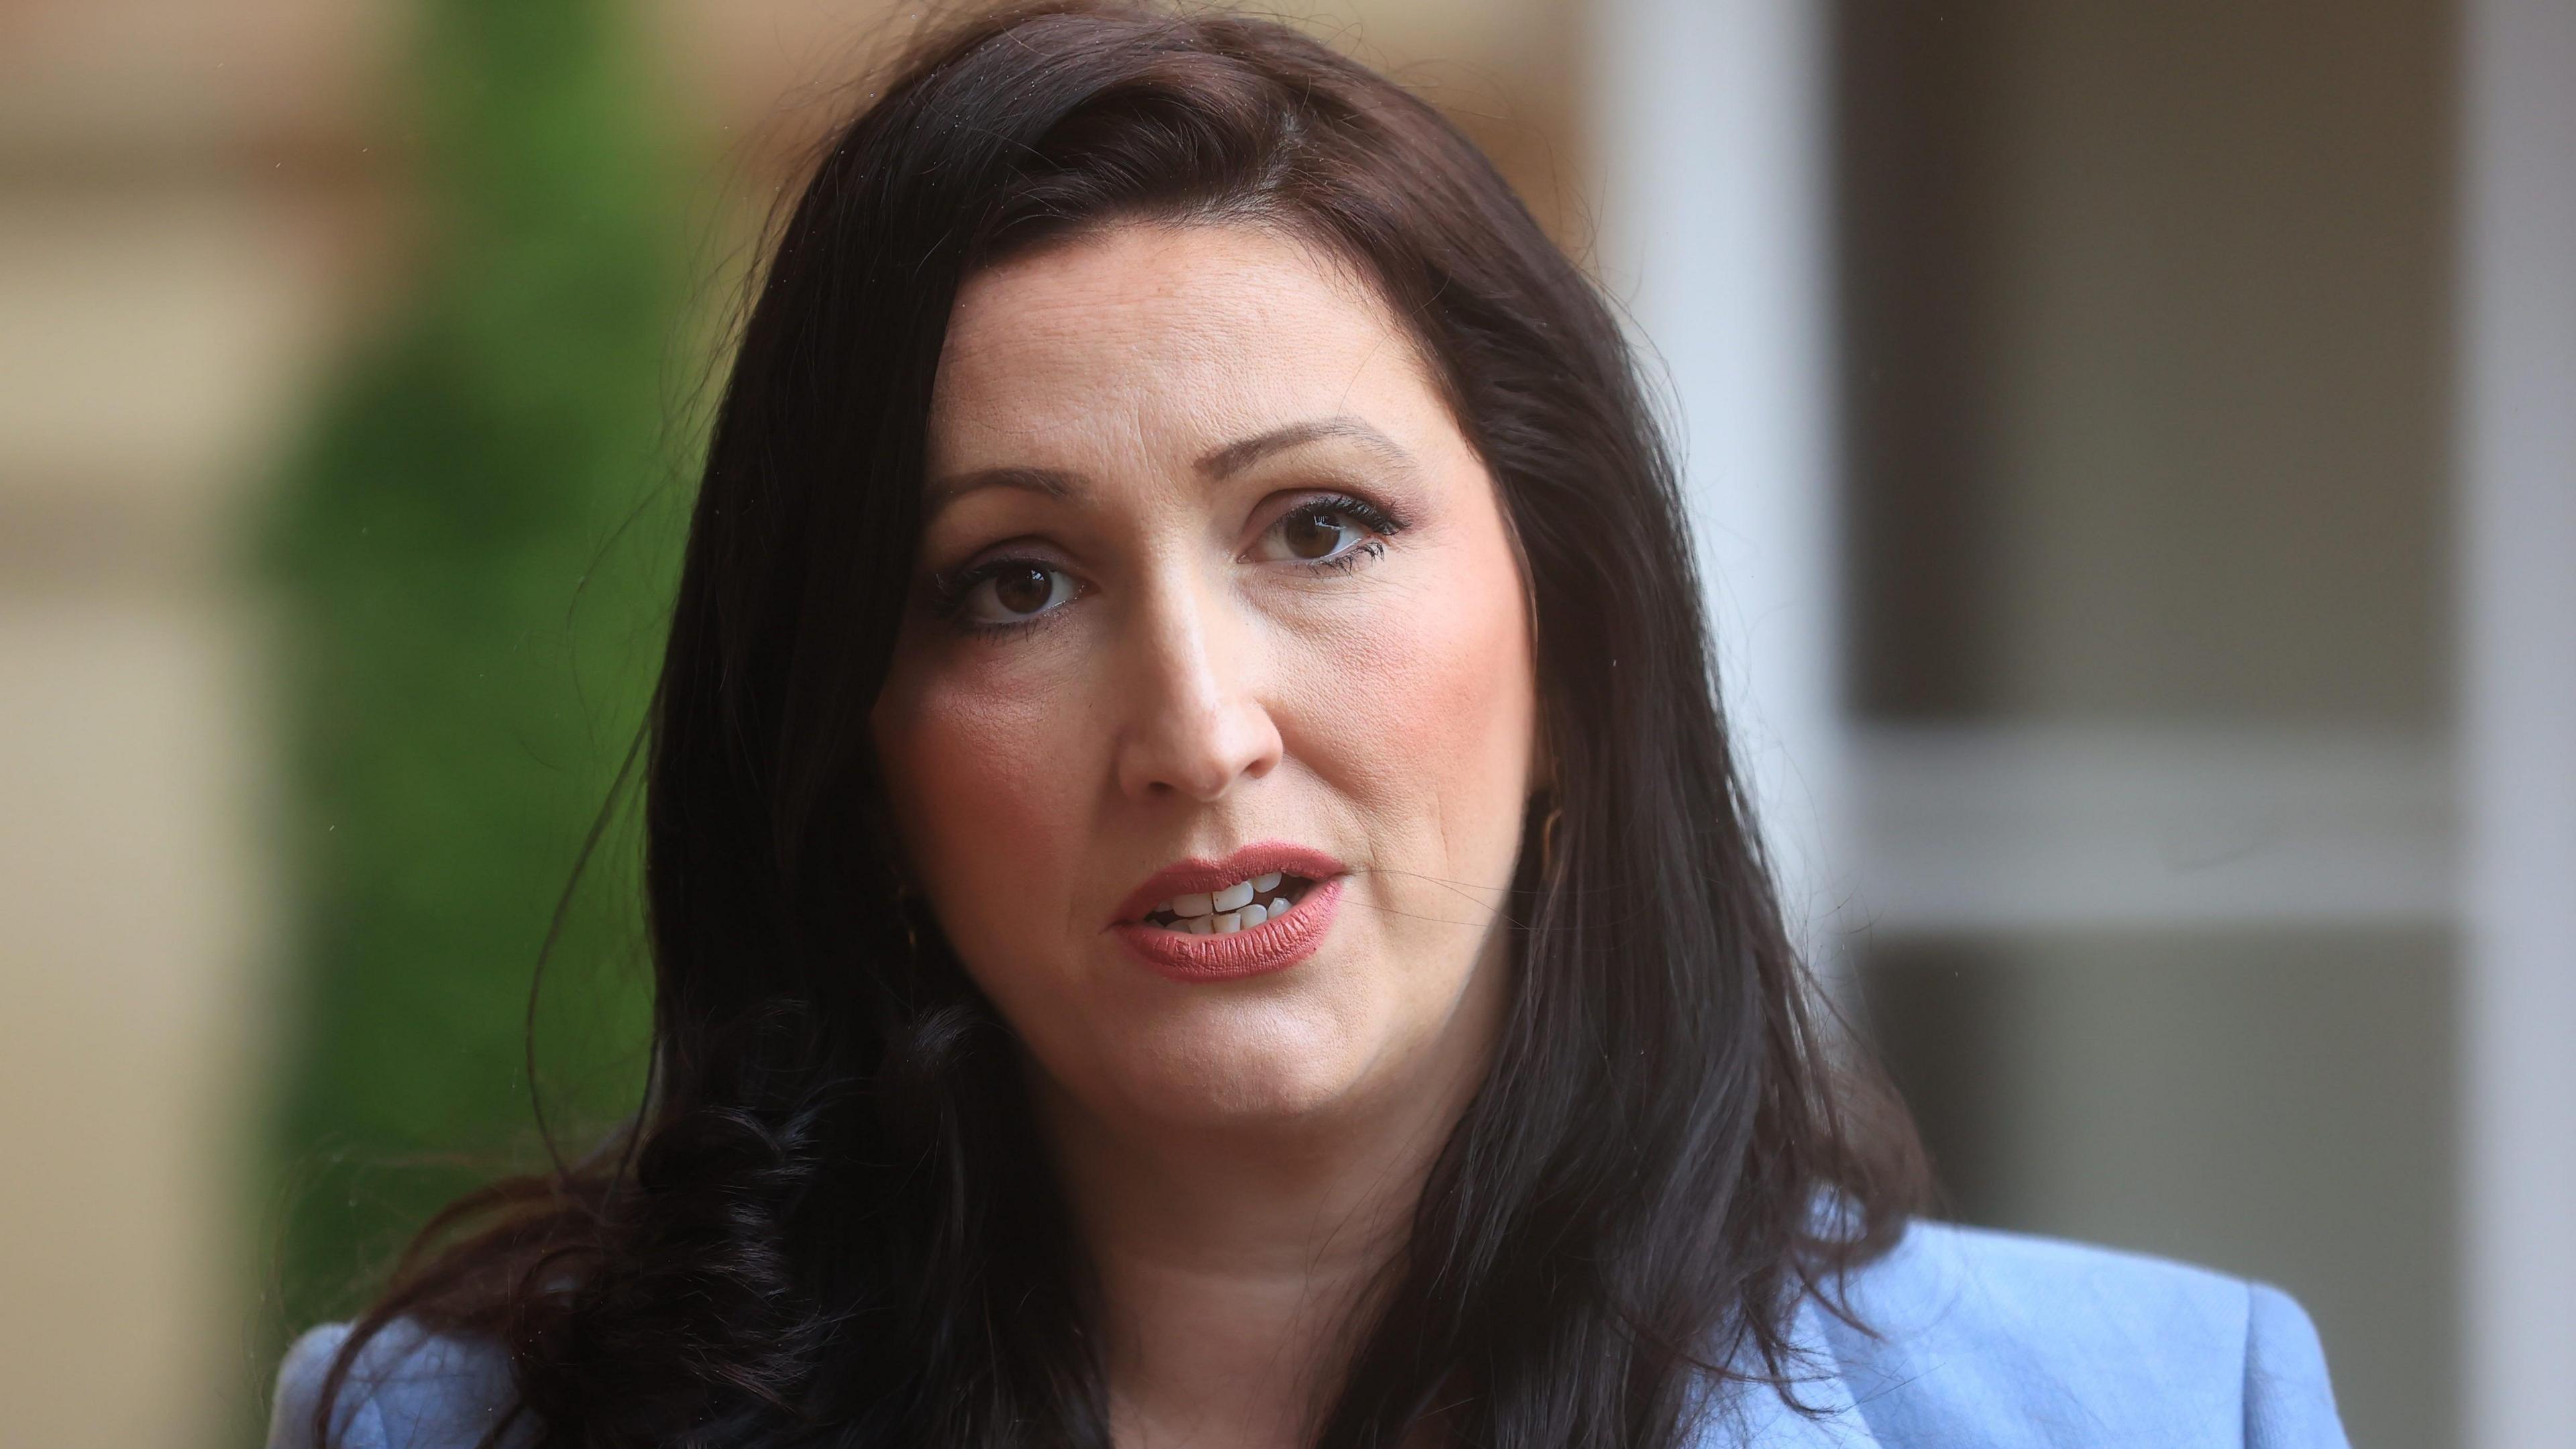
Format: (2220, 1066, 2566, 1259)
(1034, 1041, 1490, 1449)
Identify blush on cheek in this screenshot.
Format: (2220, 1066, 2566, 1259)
(1336, 573, 1536, 808)
(877, 674, 1088, 960)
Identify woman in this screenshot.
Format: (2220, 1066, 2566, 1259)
(270, 5, 2349, 1446)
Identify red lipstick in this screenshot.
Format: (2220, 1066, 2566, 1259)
(1109, 842, 1346, 982)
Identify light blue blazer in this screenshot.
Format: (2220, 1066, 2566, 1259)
(268, 1220, 2349, 1448)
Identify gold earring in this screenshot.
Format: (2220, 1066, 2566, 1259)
(889, 875, 924, 959)
(1539, 804, 1565, 879)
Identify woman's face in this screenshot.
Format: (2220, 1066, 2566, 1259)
(872, 223, 1540, 1139)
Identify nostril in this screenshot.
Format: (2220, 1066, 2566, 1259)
(1114, 672, 1285, 800)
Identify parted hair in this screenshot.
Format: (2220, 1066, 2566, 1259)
(311, 4, 1926, 1446)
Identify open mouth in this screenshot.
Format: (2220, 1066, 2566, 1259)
(1139, 871, 1316, 934)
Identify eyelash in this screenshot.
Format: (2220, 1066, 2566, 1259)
(928, 491, 1409, 637)
(1282, 493, 1405, 574)
(927, 554, 1074, 638)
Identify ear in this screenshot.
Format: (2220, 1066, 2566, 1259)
(1529, 696, 1558, 802)
(1491, 483, 1554, 801)
(860, 749, 925, 901)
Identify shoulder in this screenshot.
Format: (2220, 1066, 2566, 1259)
(267, 1318, 529, 1449)
(1755, 1219, 2349, 1448)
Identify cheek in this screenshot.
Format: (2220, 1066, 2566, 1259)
(1301, 542, 1537, 877)
(874, 657, 1091, 958)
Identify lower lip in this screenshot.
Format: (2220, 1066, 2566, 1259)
(1110, 877, 1344, 982)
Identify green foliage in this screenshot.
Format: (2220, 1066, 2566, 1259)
(256, 0, 690, 1338)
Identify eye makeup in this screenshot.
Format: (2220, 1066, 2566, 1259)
(921, 484, 1415, 637)
(925, 550, 1087, 634)
(1250, 490, 1409, 573)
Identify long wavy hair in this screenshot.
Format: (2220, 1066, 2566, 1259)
(313, 5, 1926, 1446)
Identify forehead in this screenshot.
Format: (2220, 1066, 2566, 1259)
(927, 223, 1449, 474)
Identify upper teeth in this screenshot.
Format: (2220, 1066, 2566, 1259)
(1155, 871, 1289, 924)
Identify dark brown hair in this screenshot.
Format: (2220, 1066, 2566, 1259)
(315, 5, 1925, 1445)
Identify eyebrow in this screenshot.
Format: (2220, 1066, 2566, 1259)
(919, 464, 1084, 516)
(922, 415, 1417, 516)
(1195, 415, 1417, 480)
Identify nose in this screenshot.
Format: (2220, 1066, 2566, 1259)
(1111, 570, 1283, 802)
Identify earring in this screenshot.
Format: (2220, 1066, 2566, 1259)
(1539, 803, 1565, 879)
(886, 865, 924, 959)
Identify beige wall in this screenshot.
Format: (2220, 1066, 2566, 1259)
(0, 1, 397, 1441)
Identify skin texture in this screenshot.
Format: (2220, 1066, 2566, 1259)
(871, 223, 1541, 1447)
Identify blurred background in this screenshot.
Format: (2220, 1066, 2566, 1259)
(1, 1, 2565, 1446)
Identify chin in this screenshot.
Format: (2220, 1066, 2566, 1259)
(1097, 1001, 1380, 1129)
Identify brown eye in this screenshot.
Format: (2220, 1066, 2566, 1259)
(992, 565, 1054, 614)
(959, 562, 1076, 625)
(1281, 507, 1351, 560)
(1249, 495, 1397, 569)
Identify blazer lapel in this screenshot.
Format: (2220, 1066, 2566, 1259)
(1684, 1297, 1885, 1448)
